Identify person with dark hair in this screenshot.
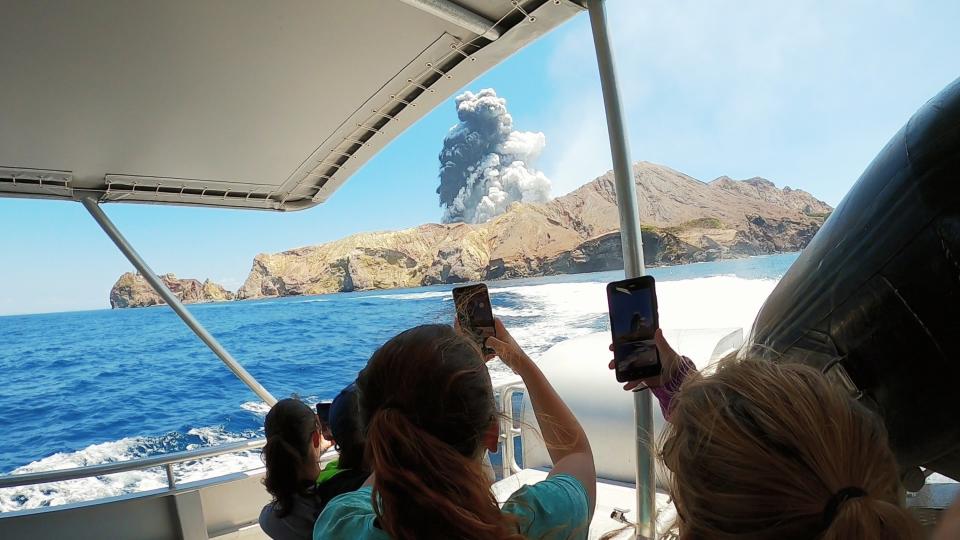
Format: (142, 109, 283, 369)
(312, 384, 368, 505)
(259, 398, 325, 540)
(259, 386, 368, 540)
(314, 320, 596, 540)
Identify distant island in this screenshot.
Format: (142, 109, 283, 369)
(110, 161, 831, 308)
(110, 273, 234, 309)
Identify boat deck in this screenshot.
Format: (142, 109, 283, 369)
(492, 468, 676, 539)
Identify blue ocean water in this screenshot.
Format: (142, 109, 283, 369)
(0, 253, 797, 511)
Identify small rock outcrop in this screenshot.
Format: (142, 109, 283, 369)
(110, 273, 234, 308)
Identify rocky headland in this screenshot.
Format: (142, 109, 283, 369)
(110, 162, 832, 307)
(109, 272, 234, 308)
(234, 162, 830, 299)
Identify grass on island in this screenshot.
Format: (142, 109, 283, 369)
(662, 217, 725, 234)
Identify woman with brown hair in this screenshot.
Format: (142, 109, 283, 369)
(614, 330, 922, 539)
(259, 387, 369, 540)
(313, 320, 596, 540)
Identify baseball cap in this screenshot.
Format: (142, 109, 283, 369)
(327, 382, 360, 443)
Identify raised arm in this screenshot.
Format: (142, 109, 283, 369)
(485, 319, 596, 513)
(608, 328, 696, 421)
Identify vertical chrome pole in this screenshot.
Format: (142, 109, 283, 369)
(81, 196, 278, 407)
(587, 1, 656, 538)
(165, 463, 177, 490)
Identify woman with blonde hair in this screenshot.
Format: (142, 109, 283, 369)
(615, 330, 923, 539)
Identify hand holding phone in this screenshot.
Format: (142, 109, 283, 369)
(608, 328, 684, 391)
(452, 284, 496, 355)
(607, 276, 662, 382)
(481, 318, 530, 372)
(316, 401, 334, 442)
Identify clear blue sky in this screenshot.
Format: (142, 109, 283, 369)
(2, 0, 958, 316)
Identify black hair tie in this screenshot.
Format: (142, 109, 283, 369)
(822, 486, 868, 527)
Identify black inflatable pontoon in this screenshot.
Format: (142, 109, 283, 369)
(746, 77, 960, 481)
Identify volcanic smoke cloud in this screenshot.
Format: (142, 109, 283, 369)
(437, 89, 551, 224)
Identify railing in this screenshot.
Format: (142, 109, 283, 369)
(0, 438, 267, 492)
(495, 380, 526, 479)
(1, 381, 530, 500)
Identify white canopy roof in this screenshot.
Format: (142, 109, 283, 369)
(0, 0, 583, 211)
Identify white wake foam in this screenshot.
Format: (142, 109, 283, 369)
(351, 291, 452, 301)
(0, 273, 791, 512)
(240, 401, 271, 415)
(497, 276, 775, 353)
(655, 275, 778, 332)
(491, 306, 541, 318)
(486, 275, 779, 384)
(0, 427, 263, 513)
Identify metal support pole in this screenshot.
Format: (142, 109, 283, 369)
(80, 196, 278, 407)
(587, 0, 656, 537)
(395, 0, 501, 40)
(165, 463, 177, 490)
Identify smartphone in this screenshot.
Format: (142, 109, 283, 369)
(452, 284, 496, 355)
(315, 401, 333, 440)
(315, 401, 332, 424)
(607, 276, 662, 382)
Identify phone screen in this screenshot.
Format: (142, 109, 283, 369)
(316, 401, 333, 440)
(607, 276, 661, 381)
(452, 284, 495, 353)
(316, 401, 331, 424)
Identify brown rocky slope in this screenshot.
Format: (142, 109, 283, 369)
(235, 162, 831, 300)
(110, 273, 234, 308)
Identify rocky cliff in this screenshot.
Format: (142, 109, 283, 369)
(110, 273, 234, 308)
(235, 162, 831, 300)
(708, 176, 833, 217)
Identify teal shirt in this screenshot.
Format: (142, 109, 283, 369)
(313, 474, 590, 540)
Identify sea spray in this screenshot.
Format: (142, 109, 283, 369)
(0, 427, 262, 513)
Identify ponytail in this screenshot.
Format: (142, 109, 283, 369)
(261, 398, 318, 518)
(366, 407, 521, 540)
(660, 360, 923, 539)
(822, 493, 921, 539)
(262, 436, 308, 517)
(358, 325, 527, 540)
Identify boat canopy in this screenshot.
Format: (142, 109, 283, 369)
(1, 2, 661, 533)
(0, 0, 582, 211)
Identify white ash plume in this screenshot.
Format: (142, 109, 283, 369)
(437, 89, 552, 224)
